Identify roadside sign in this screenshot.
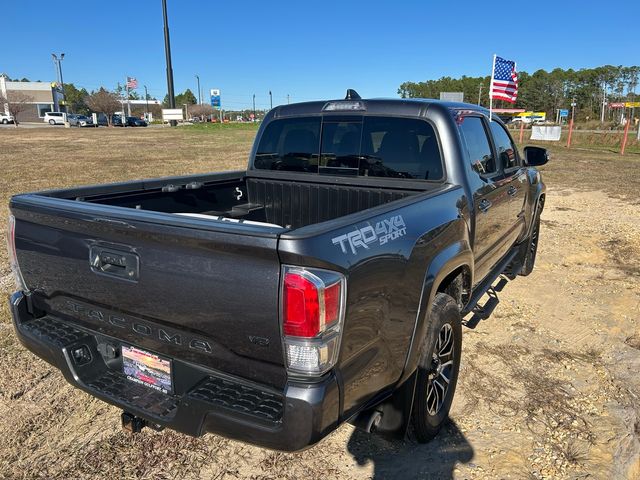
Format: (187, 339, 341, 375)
(609, 102, 626, 108)
(162, 108, 183, 121)
(210, 89, 221, 109)
(439, 92, 464, 102)
(516, 111, 546, 121)
(625, 102, 640, 108)
(559, 109, 569, 117)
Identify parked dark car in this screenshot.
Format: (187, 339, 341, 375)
(7, 91, 548, 451)
(126, 116, 148, 127)
(112, 115, 148, 127)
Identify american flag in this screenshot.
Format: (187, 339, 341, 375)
(490, 56, 518, 103)
(126, 77, 138, 90)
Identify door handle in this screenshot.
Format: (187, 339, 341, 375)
(507, 186, 518, 197)
(478, 199, 492, 213)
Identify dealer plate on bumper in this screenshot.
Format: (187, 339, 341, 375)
(122, 345, 172, 394)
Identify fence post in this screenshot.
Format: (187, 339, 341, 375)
(566, 117, 574, 148)
(519, 121, 524, 143)
(621, 109, 631, 155)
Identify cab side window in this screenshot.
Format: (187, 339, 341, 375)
(457, 116, 496, 176)
(489, 121, 519, 170)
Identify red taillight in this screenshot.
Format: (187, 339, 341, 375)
(283, 272, 321, 337)
(324, 281, 341, 326)
(281, 266, 346, 375)
(282, 268, 344, 339)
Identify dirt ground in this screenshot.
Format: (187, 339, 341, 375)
(0, 126, 639, 479)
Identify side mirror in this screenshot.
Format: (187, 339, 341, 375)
(523, 146, 549, 166)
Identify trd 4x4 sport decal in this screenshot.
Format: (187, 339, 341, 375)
(332, 215, 407, 255)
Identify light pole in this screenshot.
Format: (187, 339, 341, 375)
(51, 53, 65, 112)
(162, 0, 177, 126)
(252, 94, 256, 120)
(269, 90, 272, 110)
(477, 83, 483, 106)
(195, 75, 201, 104)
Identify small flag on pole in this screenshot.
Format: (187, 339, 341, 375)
(490, 56, 518, 103)
(126, 77, 138, 90)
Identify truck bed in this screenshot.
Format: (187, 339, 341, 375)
(40, 171, 428, 229)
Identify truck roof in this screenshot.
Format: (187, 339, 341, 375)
(270, 95, 490, 119)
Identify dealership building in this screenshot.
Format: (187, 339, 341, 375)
(0, 77, 60, 122)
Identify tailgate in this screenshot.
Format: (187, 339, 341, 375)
(10, 195, 286, 388)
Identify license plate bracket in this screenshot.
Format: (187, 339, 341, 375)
(122, 345, 172, 394)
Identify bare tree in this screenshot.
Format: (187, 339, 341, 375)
(0, 92, 34, 127)
(189, 103, 214, 121)
(85, 88, 121, 126)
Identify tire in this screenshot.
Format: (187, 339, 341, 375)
(411, 293, 462, 443)
(1, 119, 7, 124)
(520, 205, 541, 276)
(49, 119, 55, 125)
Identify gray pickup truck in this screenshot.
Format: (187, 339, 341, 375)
(7, 91, 548, 451)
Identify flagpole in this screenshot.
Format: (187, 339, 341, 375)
(126, 77, 131, 117)
(489, 54, 496, 122)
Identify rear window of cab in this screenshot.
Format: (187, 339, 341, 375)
(253, 116, 443, 181)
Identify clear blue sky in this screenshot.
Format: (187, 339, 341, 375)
(3, 0, 639, 110)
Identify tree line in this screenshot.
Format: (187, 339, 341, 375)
(398, 65, 640, 121)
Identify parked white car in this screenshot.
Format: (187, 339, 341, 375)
(44, 111, 67, 125)
(0, 113, 14, 124)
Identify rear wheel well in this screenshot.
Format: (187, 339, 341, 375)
(436, 266, 471, 311)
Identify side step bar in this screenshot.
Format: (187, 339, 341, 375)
(461, 248, 519, 316)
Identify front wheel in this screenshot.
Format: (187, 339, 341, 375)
(49, 119, 55, 125)
(411, 293, 462, 443)
(1, 119, 7, 124)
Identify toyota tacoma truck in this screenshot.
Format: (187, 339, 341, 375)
(7, 91, 548, 451)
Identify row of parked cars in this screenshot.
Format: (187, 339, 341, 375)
(43, 112, 148, 127)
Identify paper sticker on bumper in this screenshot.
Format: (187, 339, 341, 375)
(122, 345, 172, 394)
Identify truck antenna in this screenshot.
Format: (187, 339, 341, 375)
(345, 89, 361, 100)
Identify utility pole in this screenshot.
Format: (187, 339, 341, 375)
(269, 90, 273, 110)
(252, 94, 255, 120)
(51, 53, 65, 112)
(287, 94, 290, 105)
(477, 83, 483, 106)
(567, 98, 576, 148)
(600, 83, 606, 123)
(195, 75, 201, 104)
(162, 0, 177, 126)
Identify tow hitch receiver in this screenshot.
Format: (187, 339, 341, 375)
(121, 412, 165, 433)
(121, 412, 147, 433)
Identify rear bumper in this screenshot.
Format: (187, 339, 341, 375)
(9, 291, 340, 451)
